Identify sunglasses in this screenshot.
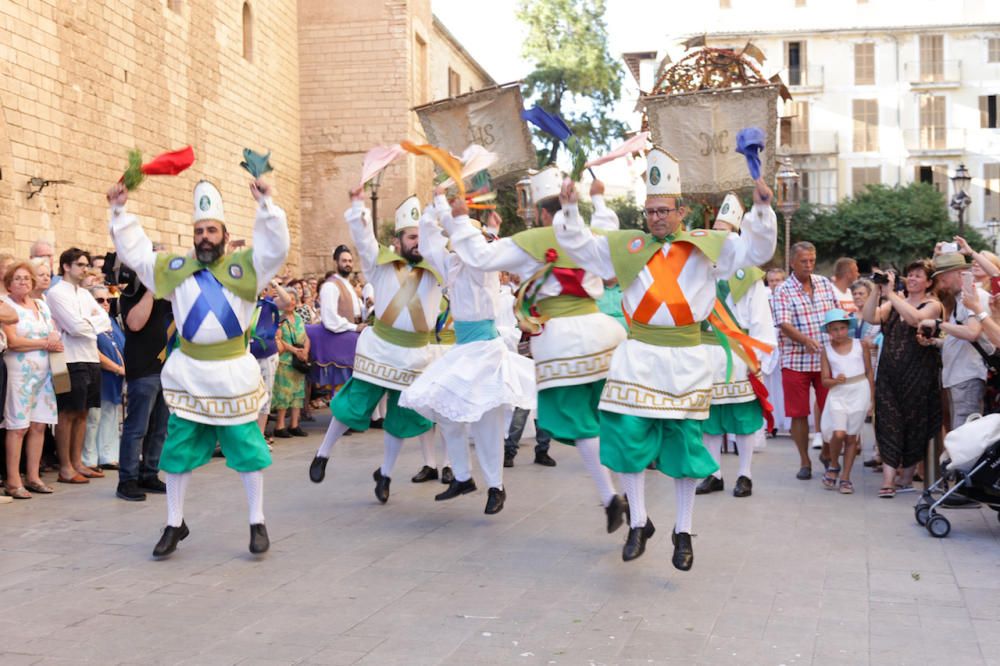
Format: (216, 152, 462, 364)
(94, 297, 112, 304)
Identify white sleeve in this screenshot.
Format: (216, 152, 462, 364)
(108, 204, 158, 294)
(346, 200, 379, 277)
(589, 195, 620, 231)
(251, 197, 291, 293)
(713, 203, 778, 279)
(46, 285, 96, 340)
(418, 204, 456, 285)
(443, 216, 538, 275)
(748, 281, 777, 347)
(553, 203, 616, 280)
(319, 281, 356, 333)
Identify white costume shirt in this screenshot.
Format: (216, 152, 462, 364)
(46, 280, 112, 364)
(444, 200, 627, 390)
(319, 274, 363, 333)
(707, 276, 777, 405)
(345, 200, 442, 390)
(555, 201, 777, 419)
(109, 196, 289, 425)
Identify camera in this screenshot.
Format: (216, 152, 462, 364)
(870, 272, 889, 286)
(102, 251, 139, 296)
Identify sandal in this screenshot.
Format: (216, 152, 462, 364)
(24, 481, 53, 494)
(822, 467, 841, 489)
(819, 455, 832, 471)
(895, 484, 916, 493)
(839, 480, 854, 494)
(79, 467, 104, 479)
(4, 486, 31, 499)
(878, 486, 895, 498)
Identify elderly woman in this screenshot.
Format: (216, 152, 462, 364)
(273, 291, 310, 438)
(30, 257, 52, 299)
(861, 259, 942, 498)
(2, 263, 62, 498)
(82, 285, 124, 471)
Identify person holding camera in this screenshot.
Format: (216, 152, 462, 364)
(272, 290, 310, 438)
(861, 260, 941, 497)
(918, 253, 993, 432)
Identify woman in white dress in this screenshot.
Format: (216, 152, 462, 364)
(2, 263, 62, 498)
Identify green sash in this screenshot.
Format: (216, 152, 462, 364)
(153, 249, 258, 302)
(628, 321, 701, 347)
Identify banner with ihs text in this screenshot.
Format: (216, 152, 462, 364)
(641, 85, 779, 199)
(414, 83, 537, 182)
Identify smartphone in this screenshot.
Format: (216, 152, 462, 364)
(941, 241, 959, 253)
(991, 276, 1000, 295)
(962, 271, 975, 292)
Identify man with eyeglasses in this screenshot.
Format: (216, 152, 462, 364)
(46, 248, 112, 484)
(554, 146, 776, 570)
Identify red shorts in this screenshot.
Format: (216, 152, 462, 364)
(781, 368, 829, 419)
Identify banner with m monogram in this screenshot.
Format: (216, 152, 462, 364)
(640, 85, 779, 198)
(413, 82, 536, 182)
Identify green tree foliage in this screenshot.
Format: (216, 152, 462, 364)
(788, 183, 987, 270)
(516, 0, 627, 166)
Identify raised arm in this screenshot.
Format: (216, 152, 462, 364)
(714, 180, 777, 278)
(249, 179, 291, 292)
(588, 180, 620, 232)
(344, 190, 379, 277)
(553, 179, 616, 280)
(106, 182, 158, 293)
(418, 197, 457, 284)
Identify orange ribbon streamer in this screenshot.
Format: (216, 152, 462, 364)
(400, 141, 466, 199)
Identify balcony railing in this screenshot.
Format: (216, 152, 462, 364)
(903, 127, 966, 152)
(904, 60, 962, 86)
(784, 65, 824, 90)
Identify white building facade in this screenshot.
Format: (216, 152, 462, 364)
(624, 0, 1000, 232)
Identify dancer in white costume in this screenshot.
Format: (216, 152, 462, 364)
(309, 192, 442, 504)
(696, 193, 777, 499)
(443, 167, 630, 533)
(400, 193, 535, 514)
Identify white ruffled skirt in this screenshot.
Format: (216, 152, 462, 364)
(399, 338, 536, 423)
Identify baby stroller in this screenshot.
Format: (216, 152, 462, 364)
(914, 413, 1000, 538)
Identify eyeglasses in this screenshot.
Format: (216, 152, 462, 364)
(642, 207, 679, 219)
(94, 297, 111, 304)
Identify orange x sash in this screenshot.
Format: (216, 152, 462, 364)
(630, 243, 695, 325)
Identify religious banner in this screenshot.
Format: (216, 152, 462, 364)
(413, 82, 536, 181)
(641, 84, 779, 197)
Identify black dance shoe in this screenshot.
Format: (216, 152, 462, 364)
(671, 530, 694, 571)
(605, 494, 629, 534)
(411, 465, 439, 483)
(435, 478, 477, 501)
(695, 476, 724, 495)
(485, 487, 506, 514)
(622, 518, 655, 562)
(249, 523, 269, 554)
(733, 475, 753, 498)
(309, 456, 328, 483)
(440, 466, 455, 484)
(373, 468, 391, 503)
(153, 521, 189, 558)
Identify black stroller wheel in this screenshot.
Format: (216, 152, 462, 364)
(915, 504, 930, 526)
(927, 514, 951, 538)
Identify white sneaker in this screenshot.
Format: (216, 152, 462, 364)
(810, 433, 823, 450)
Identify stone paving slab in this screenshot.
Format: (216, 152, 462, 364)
(1, 417, 998, 665)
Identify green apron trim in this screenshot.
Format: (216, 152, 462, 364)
(178, 335, 248, 361)
(373, 319, 431, 348)
(153, 249, 258, 302)
(375, 245, 442, 284)
(628, 321, 701, 347)
(535, 294, 599, 319)
(728, 266, 765, 304)
(510, 227, 581, 268)
(606, 228, 729, 291)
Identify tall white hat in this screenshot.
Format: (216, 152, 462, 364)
(395, 195, 421, 232)
(193, 180, 225, 223)
(645, 146, 681, 198)
(715, 192, 745, 230)
(530, 165, 562, 205)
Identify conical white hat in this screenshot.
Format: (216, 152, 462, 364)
(530, 165, 562, 204)
(715, 192, 745, 230)
(395, 195, 421, 232)
(645, 146, 681, 197)
(193, 180, 225, 223)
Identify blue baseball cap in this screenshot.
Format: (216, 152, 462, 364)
(823, 309, 851, 327)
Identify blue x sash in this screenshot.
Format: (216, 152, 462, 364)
(181, 269, 244, 342)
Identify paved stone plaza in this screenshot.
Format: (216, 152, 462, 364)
(2, 418, 999, 665)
